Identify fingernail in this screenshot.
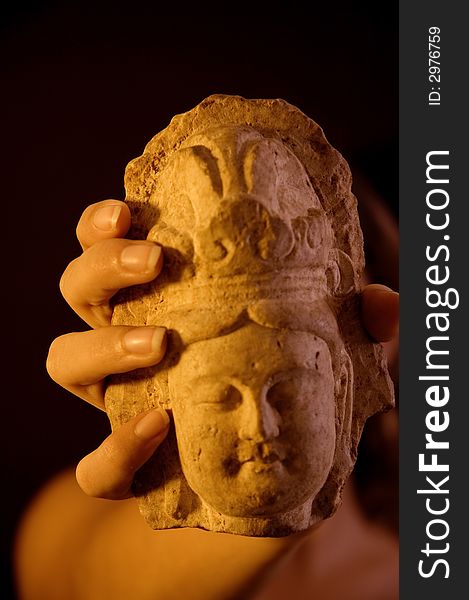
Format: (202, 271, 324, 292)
(123, 327, 166, 354)
(121, 243, 161, 273)
(134, 408, 170, 440)
(93, 205, 122, 231)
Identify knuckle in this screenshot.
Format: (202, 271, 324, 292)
(75, 460, 99, 498)
(46, 334, 80, 385)
(75, 461, 91, 495)
(75, 203, 97, 241)
(58, 273, 67, 301)
(75, 221, 83, 244)
(46, 337, 64, 382)
(59, 258, 78, 302)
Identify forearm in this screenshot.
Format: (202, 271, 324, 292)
(91, 508, 301, 599)
(15, 469, 302, 600)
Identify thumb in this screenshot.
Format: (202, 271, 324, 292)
(361, 284, 399, 343)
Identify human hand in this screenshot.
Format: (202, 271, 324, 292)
(47, 200, 170, 499)
(47, 200, 399, 501)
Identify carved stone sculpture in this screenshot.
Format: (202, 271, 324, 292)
(105, 94, 395, 536)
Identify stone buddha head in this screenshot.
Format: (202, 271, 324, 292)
(105, 95, 394, 536)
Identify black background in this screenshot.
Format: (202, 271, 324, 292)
(2, 2, 397, 597)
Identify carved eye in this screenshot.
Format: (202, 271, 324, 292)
(218, 385, 243, 410)
(201, 385, 242, 411)
(266, 371, 316, 412)
(267, 379, 299, 412)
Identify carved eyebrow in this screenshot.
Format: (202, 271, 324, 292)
(266, 366, 320, 386)
(190, 365, 318, 390)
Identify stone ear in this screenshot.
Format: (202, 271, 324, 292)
(151, 329, 185, 410)
(335, 350, 353, 444)
(326, 249, 355, 296)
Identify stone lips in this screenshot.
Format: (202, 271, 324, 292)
(104, 95, 395, 536)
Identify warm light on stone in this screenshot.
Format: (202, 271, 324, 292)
(105, 95, 394, 536)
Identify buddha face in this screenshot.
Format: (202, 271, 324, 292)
(168, 322, 337, 518)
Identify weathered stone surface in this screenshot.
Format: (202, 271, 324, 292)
(104, 95, 394, 536)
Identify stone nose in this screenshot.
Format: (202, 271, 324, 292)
(238, 390, 281, 442)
